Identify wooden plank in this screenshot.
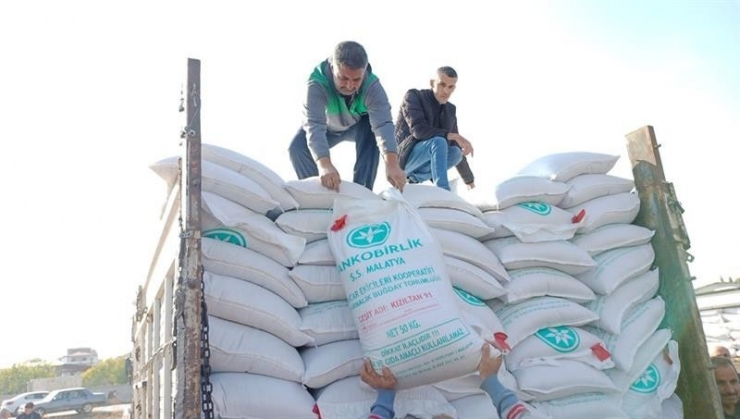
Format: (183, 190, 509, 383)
(175, 57, 203, 419)
(625, 126, 723, 418)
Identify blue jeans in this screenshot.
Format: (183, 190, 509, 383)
(288, 115, 379, 190)
(404, 136, 462, 191)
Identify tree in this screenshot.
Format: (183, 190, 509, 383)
(82, 356, 128, 387)
(0, 363, 55, 394)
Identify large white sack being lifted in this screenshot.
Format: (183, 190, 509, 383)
(327, 190, 483, 389)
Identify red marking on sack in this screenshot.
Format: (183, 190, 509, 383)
(572, 209, 586, 223)
(494, 332, 511, 352)
(312, 403, 321, 418)
(506, 403, 527, 419)
(591, 343, 611, 361)
(331, 214, 348, 231)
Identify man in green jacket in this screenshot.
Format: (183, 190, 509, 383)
(288, 41, 406, 192)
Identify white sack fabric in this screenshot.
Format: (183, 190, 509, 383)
(327, 191, 483, 389)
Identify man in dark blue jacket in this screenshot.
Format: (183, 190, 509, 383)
(395, 66, 475, 191)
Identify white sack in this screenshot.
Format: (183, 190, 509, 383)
(208, 316, 304, 382)
(504, 267, 596, 304)
(402, 183, 484, 218)
(568, 192, 641, 234)
(449, 394, 500, 419)
(620, 339, 680, 419)
(571, 223, 654, 257)
(417, 207, 495, 239)
(506, 326, 614, 371)
(499, 202, 580, 243)
(301, 339, 364, 389)
(284, 178, 381, 209)
(576, 244, 655, 295)
(559, 173, 635, 209)
(487, 297, 599, 347)
(201, 237, 307, 308)
(289, 265, 345, 303)
(463, 175, 570, 211)
(586, 297, 666, 371)
(328, 192, 483, 389)
(203, 271, 313, 347)
(432, 228, 510, 282)
(517, 152, 619, 182)
(480, 210, 515, 239)
(299, 301, 359, 346)
(201, 143, 300, 210)
(445, 256, 507, 300)
(315, 375, 457, 419)
(298, 239, 335, 265)
(201, 191, 306, 267)
(484, 238, 596, 276)
(275, 209, 332, 243)
(532, 392, 628, 419)
(210, 372, 316, 419)
(586, 269, 660, 334)
(512, 359, 618, 401)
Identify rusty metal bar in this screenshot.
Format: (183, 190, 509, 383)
(175, 58, 203, 419)
(625, 125, 723, 418)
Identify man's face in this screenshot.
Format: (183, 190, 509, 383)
(430, 72, 457, 104)
(715, 364, 740, 412)
(332, 64, 365, 96)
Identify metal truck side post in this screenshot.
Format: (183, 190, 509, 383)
(626, 125, 723, 418)
(175, 58, 204, 419)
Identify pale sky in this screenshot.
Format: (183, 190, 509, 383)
(0, 1, 738, 367)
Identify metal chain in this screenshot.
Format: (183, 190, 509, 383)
(200, 278, 214, 419)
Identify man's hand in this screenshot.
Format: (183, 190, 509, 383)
(448, 133, 474, 157)
(317, 157, 341, 192)
(478, 342, 503, 380)
(360, 359, 397, 390)
(383, 153, 407, 192)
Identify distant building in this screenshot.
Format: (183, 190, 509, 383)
(55, 347, 99, 376)
(695, 278, 740, 358)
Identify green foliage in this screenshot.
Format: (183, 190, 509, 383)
(81, 356, 127, 387)
(0, 363, 55, 395)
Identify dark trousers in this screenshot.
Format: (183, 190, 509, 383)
(288, 115, 379, 190)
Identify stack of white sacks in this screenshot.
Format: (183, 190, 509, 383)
(149, 146, 682, 419)
(454, 152, 683, 418)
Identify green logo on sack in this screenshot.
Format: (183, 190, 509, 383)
(204, 228, 247, 248)
(517, 202, 552, 216)
(347, 223, 391, 248)
(453, 287, 485, 307)
(534, 327, 580, 353)
(630, 364, 661, 393)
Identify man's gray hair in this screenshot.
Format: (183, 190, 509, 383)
(438, 66, 458, 78)
(332, 41, 368, 70)
(711, 355, 737, 370)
